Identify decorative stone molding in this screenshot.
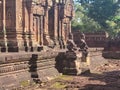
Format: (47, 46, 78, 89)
(0, 51, 61, 89)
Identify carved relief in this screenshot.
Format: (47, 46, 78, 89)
(41, 0, 46, 6)
(33, 6, 44, 15)
(33, 15, 39, 42)
(18, 12, 23, 27)
(64, 0, 73, 17)
(48, 0, 53, 7)
(65, 4, 72, 16)
(6, 8, 12, 27)
(32, 0, 41, 5)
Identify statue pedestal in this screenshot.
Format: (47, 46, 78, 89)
(63, 50, 90, 75)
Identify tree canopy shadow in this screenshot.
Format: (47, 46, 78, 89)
(79, 70, 120, 90)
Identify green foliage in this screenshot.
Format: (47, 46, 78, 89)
(73, 0, 120, 37)
(88, 0, 117, 27)
(72, 3, 101, 32)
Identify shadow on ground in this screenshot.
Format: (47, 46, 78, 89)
(78, 70, 120, 90)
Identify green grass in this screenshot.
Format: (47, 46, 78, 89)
(50, 75, 73, 89)
(50, 82, 66, 89)
(20, 80, 30, 87)
(58, 75, 73, 81)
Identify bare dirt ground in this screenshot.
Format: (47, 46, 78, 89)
(28, 60, 120, 90)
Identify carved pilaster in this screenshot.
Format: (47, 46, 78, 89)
(40, 16, 44, 46)
(43, 8, 54, 47)
(69, 21, 72, 33)
(61, 20, 66, 48)
(43, 9, 49, 45)
(53, 3, 59, 49)
(15, 0, 25, 52)
(1, 0, 8, 52)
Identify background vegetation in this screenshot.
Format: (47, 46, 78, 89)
(72, 0, 120, 38)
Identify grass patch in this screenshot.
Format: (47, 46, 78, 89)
(50, 75, 73, 89)
(50, 82, 66, 89)
(20, 80, 30, 87)
(58, 75, 73, 81)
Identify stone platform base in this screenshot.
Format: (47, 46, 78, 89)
(102, 51, 120, 59)
(0, 51, 61, 90)
(61, 51, 90, 75)
(62, 48, 108, 75)
(0, 48, 108, 89)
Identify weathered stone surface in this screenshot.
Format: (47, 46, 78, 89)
(0, 0, 74, 90)
(0, 74, 19, 89)
(88, 48, 108, 73)
(102, 51, 120, 59)
(62, 50, 89, 75)
(0, 0, 74, 52)
(0, 51, 61, 89)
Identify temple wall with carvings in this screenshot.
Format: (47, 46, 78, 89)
(0, 0, 74, 52)
(0, 0, 74, 89)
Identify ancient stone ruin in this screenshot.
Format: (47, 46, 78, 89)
(0, 0, 108, 89)
(0, 0, 75, 52)
(0, 0, 75, 89)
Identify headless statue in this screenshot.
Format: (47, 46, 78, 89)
(67, 33, 77, 51)
(79, 33, 88, 61)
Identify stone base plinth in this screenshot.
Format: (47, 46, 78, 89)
(1, 47, 7, 52)
(102, 51, 120, 59)
(8, 46, 19, 52)
(0, 51, 61, 89)
(62, 51, 90, 75)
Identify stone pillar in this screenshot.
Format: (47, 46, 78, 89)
(35, 15, 44, 51)
(27, 8, 37, 52)
(66, 23, 69, 41)
(43, 9, 49, 45)
(24, 5, 30, 52)
(15, 0, 27, 52)
(29, 8, 38, 51)
(0, 0, 3, 52)
(59, 19, 62, 47)
(28, 12, 33, 51)
(40, 16, 44, 46)
(69, 21, 71, 33)
(1, 0, 8, 52)
(61, 20, 66, 48)
(57, 3, 63, 49)
(43, 8, 54, 47)
(53, 3, 59, 47)
(59, 20, 62, 40)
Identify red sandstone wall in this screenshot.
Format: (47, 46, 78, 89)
(72, 31, 108, 48)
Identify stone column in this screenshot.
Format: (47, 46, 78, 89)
(0, 0, 3, 52)
(29, 11, 32, 50)
(1, 0, 8, 52)
(61, 20, 66, 48)
(43, 8, 54, 46)
(58, 20, 63, 48)
(43, 8, 49, 45)
(69, 21, 71, 33)
(57, 3, 63, 49)
(15, 0, 28, 52)
(40, 16, 44, 46)
(29, 7, 38, 51)
(66, 22, 69, 41)
(54, 4, 58, 42)
(36, 15, 44, 51)
(59, 20, 62, 40)
(28, 10, 34, 52)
